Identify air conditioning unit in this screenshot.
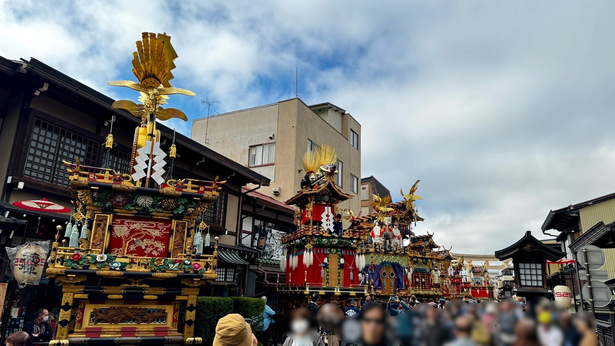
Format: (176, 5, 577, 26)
(272, 187, 281, 196)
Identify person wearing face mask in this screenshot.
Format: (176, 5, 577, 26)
(23, 308, 52, 342)
(283, 308, 325, 346)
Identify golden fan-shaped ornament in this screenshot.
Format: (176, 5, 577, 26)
(316, 144, 337, 166)
(108, 32, 195, 124)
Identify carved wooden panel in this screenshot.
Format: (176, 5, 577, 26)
(184, 220, 196, 255)
(171, 220, 188, 258)
(90, 214, 112, 252)
(91, 307, 167, 324)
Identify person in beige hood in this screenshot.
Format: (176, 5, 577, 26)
(213, 313, 257, 346)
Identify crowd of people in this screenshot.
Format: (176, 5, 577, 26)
(3, 308, 52, 346)
(212, 294, 599, 346)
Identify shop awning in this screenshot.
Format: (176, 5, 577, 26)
(218, 249, 249, 265)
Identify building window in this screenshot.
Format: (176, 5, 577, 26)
(307, 139, 318, 152)
(24, 119, 99, 187)
(107, 148, 131, 174)
(518, 262, 543, 287)
(202, 189, 226, 226)
(351, 174, 359, 194)
(360, 185, 369, 200)
(335, 159, 343, 187)
(248, 143, 275, 167)
(350, 130, 359, 149)
(215, 267, 235, 282)
(216, 267, 226, 282)
(225, 267, 235, 282)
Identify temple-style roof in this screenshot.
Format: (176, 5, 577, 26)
(388, 201, 424, 223)
(286, 175, 352, 206)
(412, 234, 438, 248)
(569, 221, 615, 252)
(495, 231, 565, 261)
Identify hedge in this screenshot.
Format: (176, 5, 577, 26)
(195, 297, 265, 344)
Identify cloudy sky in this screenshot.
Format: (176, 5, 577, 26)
(2, 1, 615, 254)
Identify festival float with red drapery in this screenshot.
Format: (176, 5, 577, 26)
(45, 33, 224, 345)
(278, 146, 484, 302)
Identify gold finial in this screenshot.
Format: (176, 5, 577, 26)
(169, 143, 177, 159)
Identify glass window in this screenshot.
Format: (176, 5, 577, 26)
(350, 130, 359, 149)
(248, 143, 275, 167)
(336, 159, 343, 187)
(263, 143, 275, 164)
(351, 174, 359, 194)
(24, 119, 99, 187)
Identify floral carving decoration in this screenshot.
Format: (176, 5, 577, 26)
(63, 253, 128, 270)
(148, 258, 206, 274)
(109, 216, 171, 257)
(90, 190, 198, 216)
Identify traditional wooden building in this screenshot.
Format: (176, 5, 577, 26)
(0, 39, 277, 342)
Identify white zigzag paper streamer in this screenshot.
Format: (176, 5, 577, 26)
(150, 141, 167, 185)
(132, 141, 151, 181)
(321, 206, 334, 232)
(131, 141, 167, 184)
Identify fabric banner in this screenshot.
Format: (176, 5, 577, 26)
(263, 229, 285, 260)
(108, 216, 171, 257)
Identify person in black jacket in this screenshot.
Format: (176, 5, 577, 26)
(23, 308, 52, 342)
(307, 293, 320, 318)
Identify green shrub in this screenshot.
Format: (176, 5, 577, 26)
(195, 297, 265, 342)
(194, 297, 233, 344)
(229, 297, 265, 332)
(229, 297, 265, 319)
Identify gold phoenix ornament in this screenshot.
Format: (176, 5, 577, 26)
(108, 32, 195, 125)
(373, 194, 393, 222)
(400, 180, 423, 211)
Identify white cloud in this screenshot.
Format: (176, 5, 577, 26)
(2, 0, 614, 253)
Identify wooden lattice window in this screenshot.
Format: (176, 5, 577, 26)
(216, 267, 226, 282)
(106, 148, 131, 174)
(24, 119, 99, 187)
(203, 189, 226, 226)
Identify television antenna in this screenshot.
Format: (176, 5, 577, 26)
(201, 100, 219, 145)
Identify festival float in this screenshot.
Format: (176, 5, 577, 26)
(442, 258, 495, 300)
(279, 146, 455, 301)
(46, 33, 222, 345)
(468, 262, 495, 300)
(279, 146, 366, 296)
